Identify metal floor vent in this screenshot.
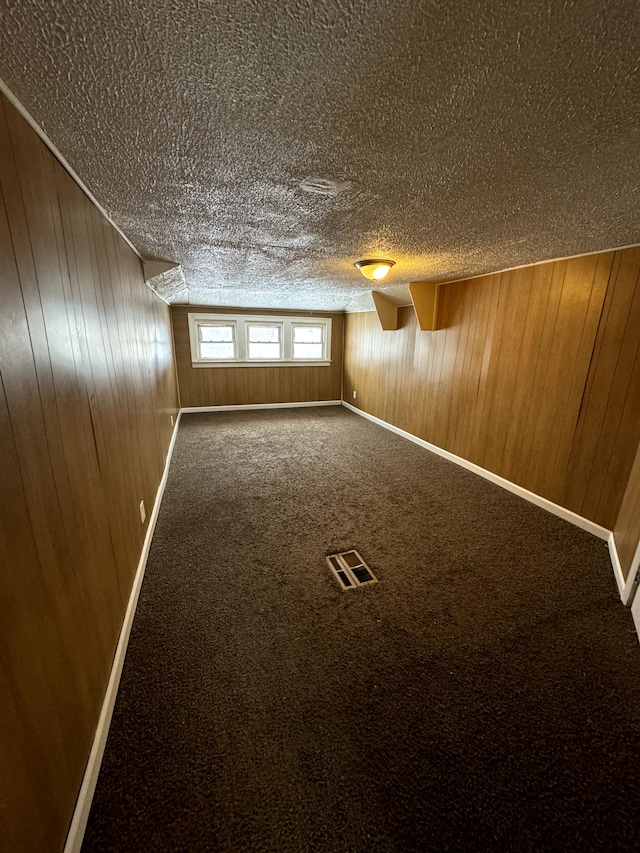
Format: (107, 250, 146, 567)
(326, 550, 378, 590)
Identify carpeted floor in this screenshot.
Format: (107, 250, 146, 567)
(82, 407, 640, 852)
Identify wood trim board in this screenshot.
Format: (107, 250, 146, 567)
(371, 290, 399, 330)
(409, 280, 440, 330)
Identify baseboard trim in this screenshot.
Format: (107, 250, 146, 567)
(609, 536, 640, 608)
(608, 533, 628, 600)
(63, 411, 182, 853)
(181, 400, 342, 413)
(341, 402, 611, 543)
(631, 584, 640, 641)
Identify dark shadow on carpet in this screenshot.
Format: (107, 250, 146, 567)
(82, 407, 640, 852)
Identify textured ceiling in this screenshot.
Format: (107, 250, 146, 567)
(1, 0, 639, 311)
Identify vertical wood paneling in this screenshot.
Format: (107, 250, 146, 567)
(564, 247, 640, 527)
(614, 443, 640, 579)
(344, 248, 640, 531)
(522, 254, 612, 502)
(0, 93, 179, 852)
(171, 305, 343, 407)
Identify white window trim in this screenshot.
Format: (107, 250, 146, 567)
(188, 313, 332, 367)
(246, 320, 284, 360)
(196, 319, 236, 361)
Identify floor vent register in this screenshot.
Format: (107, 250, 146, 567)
(326, 550, 378, 590)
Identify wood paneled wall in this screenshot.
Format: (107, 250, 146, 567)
(172, 305, 343, 407)
(0, 93, 179, 852)
(614, 444, 640, 581)
(344, 248, 640, 543)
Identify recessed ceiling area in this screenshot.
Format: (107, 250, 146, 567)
(1, 0, 639, 311)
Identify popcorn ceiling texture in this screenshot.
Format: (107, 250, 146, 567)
(1, 0, 639, 310)
(145, 265, 188, 302)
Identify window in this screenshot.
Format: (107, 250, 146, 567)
(292, 324, 324, 360)
(247, 323, 282, 360)
(188, 313, 332, 367)
(198, 323, 235, 360)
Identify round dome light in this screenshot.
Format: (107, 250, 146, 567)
(355, 259, 396, 281)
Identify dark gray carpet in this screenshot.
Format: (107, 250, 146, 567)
(83, 407, 640, 852)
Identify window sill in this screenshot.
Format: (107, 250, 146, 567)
(191, 360, 332, 369)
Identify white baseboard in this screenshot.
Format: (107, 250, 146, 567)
(608, 533, 629, 600)
(616, 536, 640, 608)
(181, 400, 342, 413)
(631, 584, 640, 641)
(627, 545, 640, 605)
(64, 411, 182, 853)
(341, 401, 611, 543)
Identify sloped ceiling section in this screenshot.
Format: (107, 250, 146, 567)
(1, 0, 639, 311)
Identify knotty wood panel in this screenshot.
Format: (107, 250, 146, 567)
(0, 93, 179, 852)
(172, 305, 343, 407)
(344, 248, 640, 530)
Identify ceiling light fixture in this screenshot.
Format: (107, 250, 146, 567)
(355, 259, 396, 281)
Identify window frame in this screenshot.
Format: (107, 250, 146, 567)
(196, 320, 236, 361)
(188, 313, 332, 367)
(245, 320, 284, 361)
(291, 321, 326, 361)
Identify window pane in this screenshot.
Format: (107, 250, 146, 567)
(248, 325, 280, 343)
(200, 325, 233, 342)
(293, 342, 323, 360)
(200, 342, 235, 359)
(248, 342, 281, 359)
(293, 326, 323, 343)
